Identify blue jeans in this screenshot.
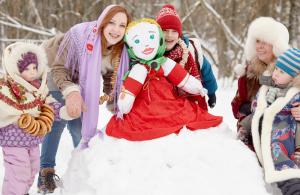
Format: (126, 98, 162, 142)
(40, 91, 82, 168)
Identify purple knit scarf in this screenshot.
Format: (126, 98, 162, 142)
(57, 5, 129, 148)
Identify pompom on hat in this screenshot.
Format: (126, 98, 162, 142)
(244, 17, 290, 61)
(156, 4, 182, 36)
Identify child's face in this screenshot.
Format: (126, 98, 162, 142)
(272, 67, 293, 86)
(163, 29, 179, 51)
(20, 63, 38, 82)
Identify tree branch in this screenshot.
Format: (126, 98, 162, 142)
(182, 1, 201, 23)
(0, 20, 55, 36)
(82, 0, 102, 20)
(29, 0, 44, 28)
(201, 0, 244, 50)
(0, 38, 44, 43)
(0, 11, 21, 25)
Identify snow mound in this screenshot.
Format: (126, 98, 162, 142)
(60, 123, 272, 195)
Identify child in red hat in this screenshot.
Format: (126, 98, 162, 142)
(156, 4, 218, 110)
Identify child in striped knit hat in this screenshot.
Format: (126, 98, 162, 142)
(241, 48, 300, 195)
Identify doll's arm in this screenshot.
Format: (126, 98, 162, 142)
(162, 58, 207, 96)
(118, 64, 148, 114)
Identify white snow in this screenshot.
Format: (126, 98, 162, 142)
(0, 79, 282, 195)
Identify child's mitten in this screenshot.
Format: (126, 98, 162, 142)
(266, 87, 280, 104)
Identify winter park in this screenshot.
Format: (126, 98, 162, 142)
(0, 1, 300, 195)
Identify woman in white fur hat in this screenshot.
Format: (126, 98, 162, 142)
(231, 17, 290, 149)
(0, 42, 73, 195)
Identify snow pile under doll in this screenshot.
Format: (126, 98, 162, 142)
(106, 18, 222, 141)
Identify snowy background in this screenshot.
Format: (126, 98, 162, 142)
(0, 1, 299, 194)
(0, 78, 283, 195)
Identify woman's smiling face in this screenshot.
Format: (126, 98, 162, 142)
(255, 39, 275, 64)
(103, 12, 127, 47)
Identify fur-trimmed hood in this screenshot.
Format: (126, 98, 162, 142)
(245, 17, 290, 61)
(2, 42, 48, 78)
(1, 42, 49, 98)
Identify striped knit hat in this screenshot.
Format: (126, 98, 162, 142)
(276, 48, 300, 77)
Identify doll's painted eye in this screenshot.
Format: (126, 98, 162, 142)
(150, 34, 154, 40)
(134, 39, 140, 44)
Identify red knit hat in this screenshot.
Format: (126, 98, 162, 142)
(156, 4, 182, 36)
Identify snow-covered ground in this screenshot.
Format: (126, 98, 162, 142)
(0, 78, 282, 195)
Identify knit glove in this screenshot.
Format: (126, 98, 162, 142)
(266, 87, 280, 104)
(208, 93, 216, 108)
(295, 149, 300, 167)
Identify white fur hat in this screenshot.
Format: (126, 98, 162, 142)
(244, 17, 289, 61)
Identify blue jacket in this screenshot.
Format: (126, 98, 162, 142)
(201, 56, 217, 95)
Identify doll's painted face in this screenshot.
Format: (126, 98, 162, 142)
(20, 63, 38, 82)
(126, 22, 160, 61)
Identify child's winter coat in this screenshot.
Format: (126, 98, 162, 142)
(0, 42, 71, 148)
(252, 77, 300, 183)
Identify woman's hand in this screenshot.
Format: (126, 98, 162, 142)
(65, 91, 87, 118)
(291, 102, 300, 121)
